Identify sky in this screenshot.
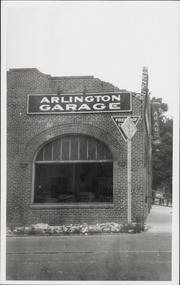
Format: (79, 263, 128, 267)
(3, 1, 179, 117)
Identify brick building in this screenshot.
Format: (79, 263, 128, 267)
(7, 68, 152, 227)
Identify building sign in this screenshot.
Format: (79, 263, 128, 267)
(27, 92, 132, 114)
(121, 117, 137, 140)
(111, 116, 140, 141)
(151, 102, 161, 145)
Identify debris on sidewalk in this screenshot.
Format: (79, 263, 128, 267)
(7, 221, 145, 236)
(29, 223, 50, 234)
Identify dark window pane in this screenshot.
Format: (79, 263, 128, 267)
(62, 137, 70, 160)
(34, 162, 113, 203)
(44, 143, 52, 160)
(53, 139, 61, 160)
(36, 148, 43, 161)
(79, 137, 87, 160)
(71, 137, 78, 160)
(88, 138, 96, 160)
(97, 141, 105, 160)
(34, 164, 73, 203)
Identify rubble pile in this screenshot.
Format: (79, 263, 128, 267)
(6, 221, 147, 236)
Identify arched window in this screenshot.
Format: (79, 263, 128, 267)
(34, 135, 113, 203)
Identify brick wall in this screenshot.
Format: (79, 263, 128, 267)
(7, 68, 149, 226)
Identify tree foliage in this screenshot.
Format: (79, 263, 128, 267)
(151, 97, 173, 194)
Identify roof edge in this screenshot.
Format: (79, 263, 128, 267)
(8, 68, 50, 76)
(50, 76, 94, 80)
(7, 68, 94, 79)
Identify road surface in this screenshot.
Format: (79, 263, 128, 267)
(6, 206, 172, 281)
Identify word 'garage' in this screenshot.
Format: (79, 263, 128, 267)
(40, 95, 121, 111)
(28, 92, 132, 114)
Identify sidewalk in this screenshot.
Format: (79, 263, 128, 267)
(145, 205, 172, 233)
(6, 205, 172, 281)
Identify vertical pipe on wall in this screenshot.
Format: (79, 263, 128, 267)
(78, 138, 80, 160)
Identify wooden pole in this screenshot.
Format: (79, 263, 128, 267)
(127, 139, 132, 223)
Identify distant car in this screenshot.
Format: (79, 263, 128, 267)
(155, 193, 163, 198)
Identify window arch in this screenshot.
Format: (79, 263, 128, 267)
(34, 135, 113, 203)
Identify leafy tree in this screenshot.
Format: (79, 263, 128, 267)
(151, 97, 173, 195)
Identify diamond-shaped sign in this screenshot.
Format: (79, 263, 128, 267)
(121, 117, 137, 140)
(112, 116, 140, 141)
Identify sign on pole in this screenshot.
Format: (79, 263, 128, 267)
(151, 101, 161, 145)
(121, 117, 137, 140)
(112, 116, 140, 223)
(111, 116, 140, 141)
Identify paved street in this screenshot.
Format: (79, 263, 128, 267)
(6, 206, 172, 281)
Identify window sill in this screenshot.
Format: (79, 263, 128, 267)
(30, 202, 115, 209)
